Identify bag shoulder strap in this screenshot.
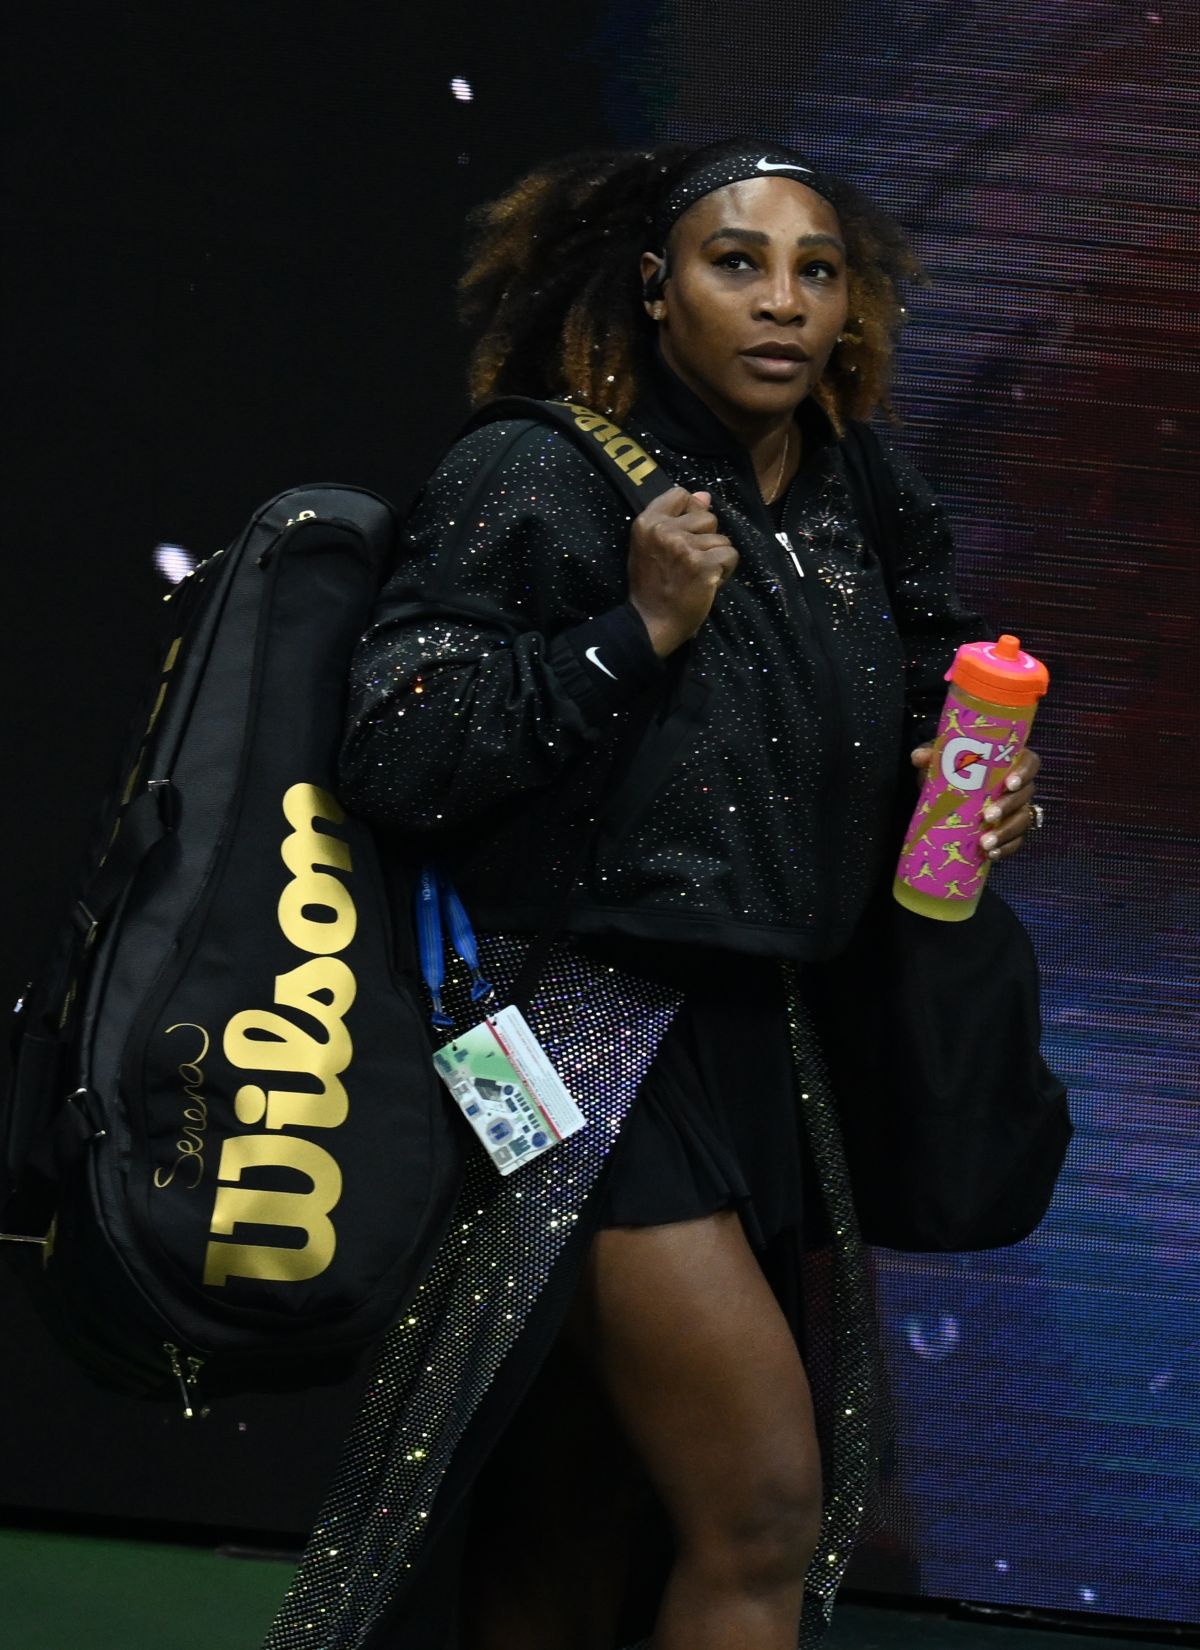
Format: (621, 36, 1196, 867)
(468, 398, 906, 571)
(463, 396, 676, 514)
(839, 420, 905, 600)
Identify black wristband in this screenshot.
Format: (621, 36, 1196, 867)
(547, 602, 664, 727)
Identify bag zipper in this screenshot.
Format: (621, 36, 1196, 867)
(163, 1341, 208, 1419)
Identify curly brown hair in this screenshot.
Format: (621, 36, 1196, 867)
(459, 140, 922, 433)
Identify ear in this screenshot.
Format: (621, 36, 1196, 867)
(640, 250, 667, 317)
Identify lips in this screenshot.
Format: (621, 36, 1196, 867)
(739, 344, 812, 381)
(741, 343, 811, 362)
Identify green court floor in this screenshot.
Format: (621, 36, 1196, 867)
(0, 1527, 1188, 1650)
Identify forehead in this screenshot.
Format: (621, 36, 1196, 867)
(671, 175, 843, 246)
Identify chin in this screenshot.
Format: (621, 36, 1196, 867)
(727, 381, 811, 419)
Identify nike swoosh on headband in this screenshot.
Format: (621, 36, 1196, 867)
(756, 158, 815, 174)
(585, 646, 618, 681)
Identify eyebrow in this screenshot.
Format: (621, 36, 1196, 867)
(699, 227, 847, 256)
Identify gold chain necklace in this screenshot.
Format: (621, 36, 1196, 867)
(764, 425, 792, 504)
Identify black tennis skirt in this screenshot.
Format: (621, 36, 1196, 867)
(594, 944, 816, 1251)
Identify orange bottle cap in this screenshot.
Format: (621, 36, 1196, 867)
(945, 634, 1050, 706)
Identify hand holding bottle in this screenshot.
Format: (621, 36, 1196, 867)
(910, 742, 1042, 862)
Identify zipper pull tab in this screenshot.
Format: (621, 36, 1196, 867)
(776, 530, 805, 577)
(164, 1342, 208, 1420)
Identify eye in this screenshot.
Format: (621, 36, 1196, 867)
(802, 259, 841, 281)
(713, 251, 757, 272)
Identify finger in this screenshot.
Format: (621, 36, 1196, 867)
(697, 545, 739, 584)
(910, 744, 934, 767)
(681, 506, 720, 535)
(652, 508, 722, 544)
(987, 835, 1026, 862)
(982, 781, 1035, 825)
(1003, 748, 1041, 792)
(683, 532, 735, 553)
(646, 485, 697, 519)
(980, 803, 1037, 857)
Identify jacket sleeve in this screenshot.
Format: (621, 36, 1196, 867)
(877, 439, 989, 749)
(338, 420, 665, 833)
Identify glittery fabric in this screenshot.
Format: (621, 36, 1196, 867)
(262, 939, 883, 1650)
(339, 362, 981, 962)
(783, 966, 886, 1646)
(602, 427, 907, 946)
(261, 933, 682, 1650)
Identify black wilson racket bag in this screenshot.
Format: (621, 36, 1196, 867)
(2, 487, 461, 1407)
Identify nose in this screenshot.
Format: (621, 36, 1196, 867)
(755, 274, 807, 327)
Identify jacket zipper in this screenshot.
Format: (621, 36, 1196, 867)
(775, 529, 805, 577)
(756, 505, 847, 947)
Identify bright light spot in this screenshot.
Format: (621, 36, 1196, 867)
(994, 1558, 1010, 1573)
(450, 77, 473, 102)
(1079, 1587, 1098, 1604)
(154, 543, 195, 585)
(903, 1313, 960, 1362)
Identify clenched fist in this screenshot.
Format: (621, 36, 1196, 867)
(627, 488, 738, 658)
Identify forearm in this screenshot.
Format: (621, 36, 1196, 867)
(338, 600, 662, 832)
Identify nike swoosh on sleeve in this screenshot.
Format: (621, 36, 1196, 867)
(585, 646, 618, 681)
(755, 158, 815, 174)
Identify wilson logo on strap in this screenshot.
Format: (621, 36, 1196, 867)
(552, 402, 659, 486)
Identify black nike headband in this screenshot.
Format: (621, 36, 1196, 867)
(650, 140, 838, 249)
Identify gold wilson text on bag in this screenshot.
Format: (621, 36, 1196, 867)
(202, 784, 357, 1288)
(554, 402, 659, 486)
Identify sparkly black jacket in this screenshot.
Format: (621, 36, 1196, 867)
(339, 362, 981, 960)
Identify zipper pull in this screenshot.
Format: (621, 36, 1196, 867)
(775, 530, 805, 577)
(164, 1342, 208, 1419)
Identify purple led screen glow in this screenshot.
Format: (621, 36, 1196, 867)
(595, 0, 1199, 1626)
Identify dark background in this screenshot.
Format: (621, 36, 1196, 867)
(3, 0, 1197, 1635)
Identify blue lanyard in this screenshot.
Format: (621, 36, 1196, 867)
(415, 865, 493, 1028)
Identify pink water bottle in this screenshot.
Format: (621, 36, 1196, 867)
(894, 634, 1050, 921)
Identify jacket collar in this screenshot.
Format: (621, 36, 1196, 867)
(631, 344, 838, 466)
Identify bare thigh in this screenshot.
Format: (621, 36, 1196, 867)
(573, 1209, 822, 1574)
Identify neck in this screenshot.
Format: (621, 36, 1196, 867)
(653, 342, 802, 499)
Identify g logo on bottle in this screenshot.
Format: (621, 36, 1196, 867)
(941, 736, 994, 792)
